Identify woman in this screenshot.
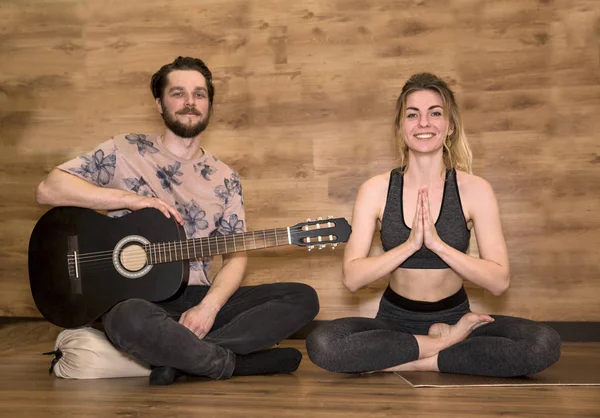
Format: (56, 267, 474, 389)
(306, 73, 561, 377)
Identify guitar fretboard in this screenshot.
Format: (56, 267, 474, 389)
(145, 227, 290, 264)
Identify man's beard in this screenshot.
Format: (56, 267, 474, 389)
(161, 104, 210, 138)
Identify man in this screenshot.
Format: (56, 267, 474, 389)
(36, 56, 320, 385)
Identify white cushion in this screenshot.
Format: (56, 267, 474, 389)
(49, 327, 151, 379)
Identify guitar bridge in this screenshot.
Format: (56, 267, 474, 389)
(67, 236, 82, 294)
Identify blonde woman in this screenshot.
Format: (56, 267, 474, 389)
(306, 73, 561, 376)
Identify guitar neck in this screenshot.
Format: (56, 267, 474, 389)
(145, 227, 291, 264)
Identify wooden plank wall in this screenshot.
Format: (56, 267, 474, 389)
(0, 0, 598, 321)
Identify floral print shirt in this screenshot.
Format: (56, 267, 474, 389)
(57, 133, 245, 286)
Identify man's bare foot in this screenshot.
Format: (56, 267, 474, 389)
(428, 313, 494, 346)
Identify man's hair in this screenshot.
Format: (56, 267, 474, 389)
(150, 57, 215, 105)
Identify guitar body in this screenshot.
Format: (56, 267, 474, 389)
(28, 207, 189, 328)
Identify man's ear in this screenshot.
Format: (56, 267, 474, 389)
(155, 98, 163, 114)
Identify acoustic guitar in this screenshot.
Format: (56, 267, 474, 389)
(28, 207, 351, 328)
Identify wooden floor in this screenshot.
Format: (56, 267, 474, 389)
(0, 321, 599, 418)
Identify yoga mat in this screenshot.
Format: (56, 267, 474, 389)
(396, 346, 600, 388)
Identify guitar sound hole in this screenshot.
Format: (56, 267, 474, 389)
(119, 244, 148, 272)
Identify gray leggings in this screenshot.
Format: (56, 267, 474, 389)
(306, 287, 561, 377)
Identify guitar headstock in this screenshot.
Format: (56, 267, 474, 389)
(289, 217, 352, 251)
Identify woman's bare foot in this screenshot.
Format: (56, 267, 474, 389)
(428, 312, 494, 346)
(380, 313, 495, 373)
(383, 355, 439, 372)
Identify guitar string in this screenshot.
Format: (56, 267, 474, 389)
(73, 238, 340, 274)
(73, 235, 288, 268)
(70, 229, 295, 262)
(68, 224, 340, 260)
(66, 228, 340, 269)
(68, 226, 338, 261)
(69, 239, 340, 275)
(75, 239, 342, 275)
(68, 237, 340, 268)
(70, 228, 293, 260)
(72, 238, 341, 275)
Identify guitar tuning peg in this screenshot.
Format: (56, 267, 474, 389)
(327, 215, 333, 219)
(319, 244, 326, 250)
(306, 218, 312, 222)
(307, 245, 315, 252)
(317, 216, 323, 221)
(331, 243, 338, 249)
